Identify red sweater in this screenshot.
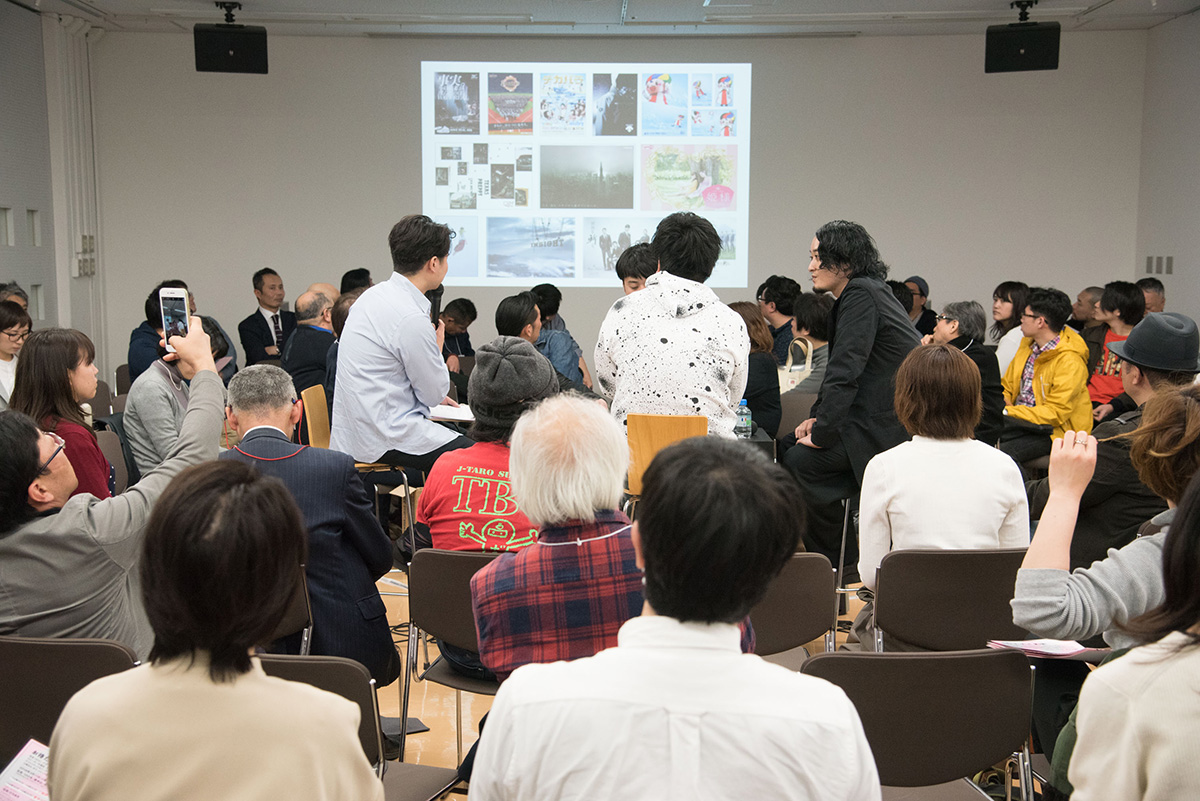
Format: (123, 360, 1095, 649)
(50, 418, 113, 500)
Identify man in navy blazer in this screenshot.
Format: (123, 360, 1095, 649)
(220, 364, 401, 686)
(238, 268, 297, 364)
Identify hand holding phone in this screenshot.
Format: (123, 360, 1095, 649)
(159, 287, 191, 353)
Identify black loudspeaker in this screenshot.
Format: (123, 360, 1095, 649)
(985, 21, 1060, 73)
(194, 24, 268, 74)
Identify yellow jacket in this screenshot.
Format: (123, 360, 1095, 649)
(1001, 326, 1093, 439)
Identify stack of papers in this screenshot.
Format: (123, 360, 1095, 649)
(431, 403, 473, 423)
(987, 638, 1109, 661)
(0, 739, 49, 800)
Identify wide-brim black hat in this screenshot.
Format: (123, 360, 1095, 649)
(1108, 312, 1200, 373)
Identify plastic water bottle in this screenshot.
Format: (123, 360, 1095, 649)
(734, 400, 753, 439)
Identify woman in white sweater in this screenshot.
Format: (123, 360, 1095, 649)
(854, 344, 1029, 647)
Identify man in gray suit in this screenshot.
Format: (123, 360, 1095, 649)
(221, 365, 400, 686)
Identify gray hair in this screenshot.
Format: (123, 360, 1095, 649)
(227, 365, 297, 415)
(941, 300, 987, 342)
(0, 282, 28, 304)
(509, 394, 627, 526)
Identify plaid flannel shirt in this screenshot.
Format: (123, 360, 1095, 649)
(471, 510, 754, 682)
(1016, 335, 1059, 407)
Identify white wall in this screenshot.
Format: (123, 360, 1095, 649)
(91, 30, 1146, 376)
(1137, 11, 1200, 321)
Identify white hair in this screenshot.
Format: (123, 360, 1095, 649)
(509, 394, 627, 526)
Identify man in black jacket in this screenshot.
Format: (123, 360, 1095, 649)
(924, 299, 1005, 446)
(237, 268, 296, 364)
(782, 221, 921, 569)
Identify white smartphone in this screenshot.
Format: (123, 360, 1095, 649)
(159, 287, 190, 353)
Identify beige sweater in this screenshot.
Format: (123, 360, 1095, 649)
(49, 656, 383, 801)
(1071, 631, 1200, 800)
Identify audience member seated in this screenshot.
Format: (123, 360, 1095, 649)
(221, 365, 400, 686)
(470, 393, 638, 683)
(1066, 285, 1104, 331)
(757, 274, 802, 365)
(10, 328, 112, 499)
(440, 297, 477, 402)
(494, 293, 596, 398)
(0, 300, 31, 412)
(853, 345, 1029, 649)
(784, 291, 834, 395)
(330, 215, 472, 472)
(595, 211, 749, 437)
(340, 267, 373, 294)
(991, 280, 1030, 375)
(886, 279, 914, 316)
(0, 322, 220, 657)
(129, 280, 183, 384)
(281, 288, 336, 396)
(904, 274, 937, 336)
(782, 221, 920, 568)
(729, 301, 782, 437)
(307, 281, 341, 304)
(47, 460, 383, 801)
(615, 241, 656, 295)
(1083, 281, 1144, 412)
(470, 436, 880, 801)
(1137, 276, 1165, 313)
(125, 318, 229, 475)
(530, 283, 591, 387)
(1069, 469, 1200, 801)
(998, 287, 1092, 468)
(922, 300, 1005, 446)
(0, 281, 29, 310)
(325, 287, 364, 411)
(1026, 313, 1199, 570)
(238, 267, 296, 365)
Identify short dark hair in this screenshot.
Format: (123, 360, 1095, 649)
(895, 345, 981, 439)
(339, 268, 372, 294)
(495, 292, 539, 338)
(388, 215, 453, 276)
(991, 280, 1030, 339)
(793, 292, 833, 341)
(443, 298, 477, 324)
(814, 220, 888, 281)
(1136, 277, 1165, 296)
(200, 317, 229, 360)
(0, 300, 32, 334)
(530, 284, 562, 321)
(886, 280, 914, 314)
(651, 212, 720, 283)
(1100, 280, 1145, 326)
(0, 410, 44, 533)
(756, 275, 802, 316)
(638, 438, 804, 624)
(331, 288, 364, 339)
(1081, 285, 1104, 304)
(141, 461, 308, 682)
(615, 243, 657, 281)
(1025, 288, 1073, 333)
(9, 328, 96, 433)
(728, 301, 773, 354)
(252, 268, 278, 292)
(144, 280, 188, 328)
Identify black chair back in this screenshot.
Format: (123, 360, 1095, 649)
(749, 553, 835, 655)
(408, 550, 499, 652)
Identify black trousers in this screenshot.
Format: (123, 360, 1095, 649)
(379, 434, 475, 474)
(782, 437, 860, 571)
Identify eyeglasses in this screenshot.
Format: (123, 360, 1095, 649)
(935, 314, 957, 323)
(2, 328, 30, 343)
(37, 431, 66, 475)
(1020, 312, 1042, 321)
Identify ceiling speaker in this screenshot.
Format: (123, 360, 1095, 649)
(194, 23, 268, 74)
(985, 21, 1060, 73)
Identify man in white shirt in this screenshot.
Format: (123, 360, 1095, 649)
(470, 437, 881, 801)
(594, 211, 749, 437)
(329, 215, 471, 471)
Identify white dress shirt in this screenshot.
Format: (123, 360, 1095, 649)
(470, 615, 881, 801)
(329, 272, 454, 461)
(259, 306, 284, 347)
(857, 436, 1030, 590)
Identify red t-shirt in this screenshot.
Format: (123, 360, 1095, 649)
(416, 441, 538, 552)
(1088, 328, 1128, 404)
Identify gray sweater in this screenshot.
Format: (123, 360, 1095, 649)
(124, 360, 192, 476)
(0, 371, 224, 658)
(1010, 508, 1174, 650)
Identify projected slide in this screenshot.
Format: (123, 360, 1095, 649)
(421, 62, 751, 288)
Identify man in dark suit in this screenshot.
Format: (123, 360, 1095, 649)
(237, 267, 296, 365)
(220, 364, 401, 686)
(282, 288, 336, 394)
(783, 221, 921, 570)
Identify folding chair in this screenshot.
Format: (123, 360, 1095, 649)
(748, 553, 837, 669)
(260, 654, 460, 801)
(82, 379, 113, 420)
(624, 413, 707, 517)
(96, 430, 129, 494)
(114, 363, 132, 395)
(871, 548, 1029, 652)
(111, 393, 128, 413)
(0, 636, 138, 764)
(399, 549, 500, 763)
(802, 649, 1035, 800)
(777, 391, 818, 443)
(268, 564, 314, 655)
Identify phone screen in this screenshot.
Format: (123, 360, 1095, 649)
(160, 296, 189, 350)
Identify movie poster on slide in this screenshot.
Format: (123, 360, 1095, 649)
(539, 73, 587, 134)
(433, 72, 479, 135)
(488, 73, 533, 135)
(641, 145, 738, 213)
